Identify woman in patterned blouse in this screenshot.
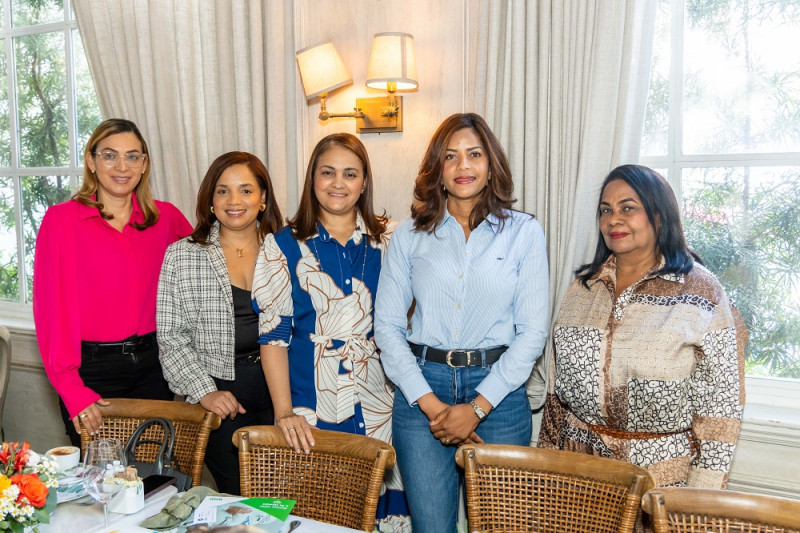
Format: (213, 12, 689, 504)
(252, 133, 410, 530)
(538, 164, 747, 489)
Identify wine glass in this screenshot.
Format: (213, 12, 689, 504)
(82, 439, 126, 528)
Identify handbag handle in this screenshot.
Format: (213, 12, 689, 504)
(123, 417, 176, 474)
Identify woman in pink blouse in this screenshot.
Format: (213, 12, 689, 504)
(33, 119, 192, 446)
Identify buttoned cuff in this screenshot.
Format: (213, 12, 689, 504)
(396, 373, 434, 407)
(475, 371, 512, 408)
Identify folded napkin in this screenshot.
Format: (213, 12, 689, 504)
(140, 486, 232, 530)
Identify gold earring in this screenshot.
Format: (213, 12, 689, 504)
(210, 206, 215, 214)
(259, 203, 266, 212)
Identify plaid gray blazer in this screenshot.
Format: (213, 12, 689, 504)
(156, 223, 237, 404)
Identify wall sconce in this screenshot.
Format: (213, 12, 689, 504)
(296, 33, 418, 134)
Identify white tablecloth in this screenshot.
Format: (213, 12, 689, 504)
(40, 486, 361, 533)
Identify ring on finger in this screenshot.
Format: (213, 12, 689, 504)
(288, 427, 296, 432)
(444, 437, 450, 445)
(79, 413, 88, 419)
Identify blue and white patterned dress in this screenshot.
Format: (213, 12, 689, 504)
(252, 215, 410, 532)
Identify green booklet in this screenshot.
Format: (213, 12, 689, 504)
(174, 495, 297, 532)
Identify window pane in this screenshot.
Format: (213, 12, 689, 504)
(683, 2, 800, 154)
(11, 0, 63, 27)
(15, 31, 69, 167)
(0, 37, 10, 167)
(682, 166, 800, 378)
(73, 29, 101, 155)
(21, 175, 71, 303)
(641, 0, 671, 157)
(0, 177, 19, 302)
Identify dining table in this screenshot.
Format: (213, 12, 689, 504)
(38, 486, 364, 533)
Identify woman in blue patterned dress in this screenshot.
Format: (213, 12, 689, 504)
(252, 133, 410, 531)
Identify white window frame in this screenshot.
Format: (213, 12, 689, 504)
(0, 0, 85, 323)
(638, 0, 800, 411)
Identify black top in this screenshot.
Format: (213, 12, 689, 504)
(231, 285, 260, 359)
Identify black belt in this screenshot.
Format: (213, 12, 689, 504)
(235, 352, 261, 365)
(409, 342, 507, 368)
(81, 332, 157, 357)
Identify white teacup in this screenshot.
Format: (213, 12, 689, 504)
(46, 445, 81, 471)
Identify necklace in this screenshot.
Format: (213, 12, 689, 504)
(220, 232, 260, 259)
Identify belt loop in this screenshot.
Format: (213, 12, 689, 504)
(480, 348, 487, 368)
(420, 345, 428, 365)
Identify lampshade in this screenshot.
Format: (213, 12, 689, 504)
(365, 32, 418, 91)
(296, 41, 353, 99)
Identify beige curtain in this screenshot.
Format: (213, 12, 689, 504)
(469, 0, 656, 409)
(73, 0, 300, 219)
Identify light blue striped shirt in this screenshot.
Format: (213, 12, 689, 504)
(374, 209, 549, 407)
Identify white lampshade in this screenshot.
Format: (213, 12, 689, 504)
(365, 32, 418, 91)
(296, 41, 353, 99)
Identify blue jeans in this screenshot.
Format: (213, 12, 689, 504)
(392, 358, 532, 533)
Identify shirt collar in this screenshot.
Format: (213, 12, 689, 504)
(315, 211, 367, 245)
(436, 206, 503, 234)
(77, 192, 144, 225)
(588, 254, 684, 286)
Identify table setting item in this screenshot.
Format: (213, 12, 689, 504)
(82, 438, 126, 528)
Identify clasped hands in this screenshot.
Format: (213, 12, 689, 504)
(421, 395, 485, 447)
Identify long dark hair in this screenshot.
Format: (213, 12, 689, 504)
(411, 113, 515, 232)
(576, 164, 700, 286)
(189, 151, 283, 245)
(289, 133, 387, 242)
(76, 118, 157, 230)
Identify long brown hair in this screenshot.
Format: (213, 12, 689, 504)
(189, 151, 283, 245)
(289, 133, 387, 241)
(75, 118, 157, 230)
(411, 113, 515, 232)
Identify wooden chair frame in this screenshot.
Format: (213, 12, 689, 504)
(233, 425, 395, 532)
(643, 487, 800, 533)
(79, 398, 221, 487)
(456, 444, 655, 533)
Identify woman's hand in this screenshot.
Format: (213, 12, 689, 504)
(430, 404, 483, 446)
(277, 411, 315, 454)
(200, 391, 246, 420)
(72, 398, 111, 436)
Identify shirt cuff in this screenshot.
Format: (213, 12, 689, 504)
(186, 376, 218, 405)
(258, 315, 292, 345)
(396, 372, 434, 407)
(475, 371, 512, 408)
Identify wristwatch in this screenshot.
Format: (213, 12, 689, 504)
(470, 399, 486, 421)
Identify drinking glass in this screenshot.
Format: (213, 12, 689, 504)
(83, 439, 126, 528)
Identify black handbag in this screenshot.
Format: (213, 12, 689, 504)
(122, 417, 193, 491)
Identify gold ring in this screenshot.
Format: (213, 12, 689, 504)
(444, 438, 450, 445)
(79, 413, 88, 419)
(288, 427, 296, 432)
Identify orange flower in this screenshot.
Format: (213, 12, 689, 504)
(12, 442, 30, 473)
(10, 473, 49, 508)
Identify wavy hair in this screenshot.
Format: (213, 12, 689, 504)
(289, 133, 387, 242)
(75, 118, 157, 230)
(189, 151, 283, 245)
(411, 113, 515, 232)
(576, 164, 700, 287)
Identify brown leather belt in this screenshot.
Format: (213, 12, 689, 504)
(590, 424, 698, 458)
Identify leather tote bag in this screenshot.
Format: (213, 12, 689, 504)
(122, 417, 193, 491)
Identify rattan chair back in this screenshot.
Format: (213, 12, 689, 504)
(79, 398, 221, 487)
(456, 444, 655, 533)
(233, 425, 395, 532)
(643, 487, 800, 533)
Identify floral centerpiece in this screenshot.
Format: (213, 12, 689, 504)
(0, 442, 58, 533)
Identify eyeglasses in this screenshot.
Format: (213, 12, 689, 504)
(93, 151, 148, 169)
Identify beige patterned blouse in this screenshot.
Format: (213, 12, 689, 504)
(538, 255, 747, 488)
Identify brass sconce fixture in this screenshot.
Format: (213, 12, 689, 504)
(296, 33, 418, 134)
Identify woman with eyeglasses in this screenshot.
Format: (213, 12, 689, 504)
(157, 152, 283, 494)
(33, 118, 192, 447)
